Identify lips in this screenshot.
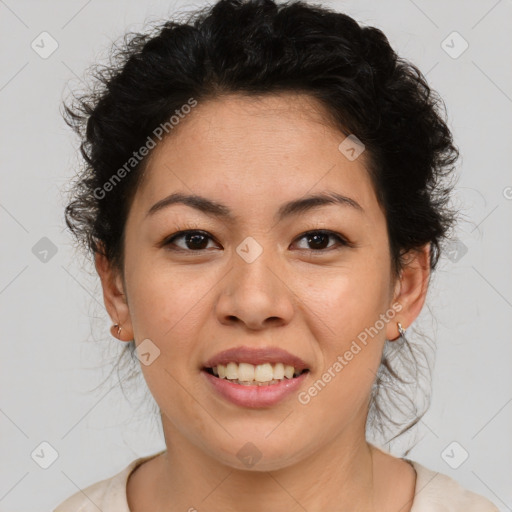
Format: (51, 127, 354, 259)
(201, 346, 311, 408)
(202, 346, 310, 372)
(202, 369, 309, 407)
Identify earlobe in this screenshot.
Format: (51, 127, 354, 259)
(110, 322, 132, 342)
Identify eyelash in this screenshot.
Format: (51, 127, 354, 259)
(161, 227, 352, 254)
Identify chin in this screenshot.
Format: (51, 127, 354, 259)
(201, 430, 311, 472)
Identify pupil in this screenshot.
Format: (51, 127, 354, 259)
(309, 233, 328, 249)
(187, 233, 207, 250)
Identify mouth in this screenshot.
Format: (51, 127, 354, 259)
(202, 363, 310, 386)
(201, 346, 311, 407)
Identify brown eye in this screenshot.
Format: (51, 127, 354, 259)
(164, 230, 218, 251)
(292, 230, 349, 251)
(162, 229, 350, 254)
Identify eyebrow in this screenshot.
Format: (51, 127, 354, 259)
(145, 191, 364, 222)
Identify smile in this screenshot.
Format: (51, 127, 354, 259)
(204, 362, 309, 386)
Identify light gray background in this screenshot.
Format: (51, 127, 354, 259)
(1, 0, 511, 510)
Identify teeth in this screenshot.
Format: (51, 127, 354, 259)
(273, 362, 285, 380)
(225, 362, 238, 380)
(284, 364, 295, 379)
(211, 362, 304, 383)
(254, 363, 273, 382)
(238, 362, 255, 381)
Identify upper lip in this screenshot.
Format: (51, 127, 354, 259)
(203, 346, 310, 371)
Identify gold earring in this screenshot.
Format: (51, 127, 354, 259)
(113, 323, 122, 337)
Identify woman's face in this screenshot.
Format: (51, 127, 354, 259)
(99, 93, 428, 470)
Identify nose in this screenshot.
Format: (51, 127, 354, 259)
(215, 248, 295, 330)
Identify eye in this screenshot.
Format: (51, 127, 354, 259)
(163, 230, 219, 251)
(292, 230, 349, 252)
(161, 228, 351, 253)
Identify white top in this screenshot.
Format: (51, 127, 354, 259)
(53, 451, 499, 511)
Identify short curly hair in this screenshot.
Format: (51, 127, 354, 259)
(62, 0, 459, 448)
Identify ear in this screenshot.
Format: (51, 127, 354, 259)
(94, 248, 134, 342)
(385, 243, 431, 341)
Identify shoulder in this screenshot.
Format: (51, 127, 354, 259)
(53, 451, 164, 512)
(408, 459, 500, 512)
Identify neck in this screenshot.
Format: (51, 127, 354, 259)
(153, 418, 377, 512)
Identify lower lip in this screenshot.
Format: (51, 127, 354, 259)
(202, 370, 309, 408)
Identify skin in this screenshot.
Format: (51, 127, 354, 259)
(95, 92, 430, 512)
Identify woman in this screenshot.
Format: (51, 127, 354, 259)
(55, 0, 499, 510)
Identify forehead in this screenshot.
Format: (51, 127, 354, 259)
(132, 93, 380, 222)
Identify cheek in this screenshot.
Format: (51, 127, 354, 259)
(125, 263, 213, 423)
(126, 259, 215, 341)
(296, 275, 389, 428)
(296, 262, 391, 399)
(299, 258, 392, 342)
